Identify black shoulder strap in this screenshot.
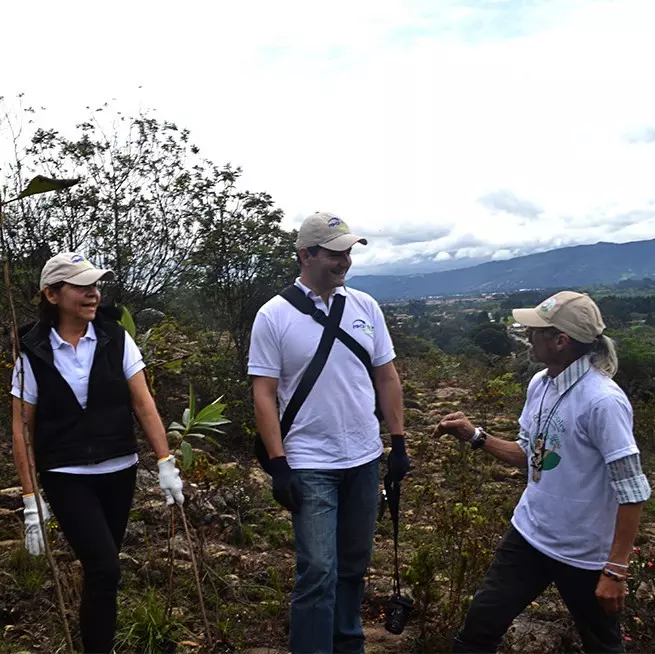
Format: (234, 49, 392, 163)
(281, 285, 375, 373)
(280, 284, 382, 420)
(280, 285, 381, 416)
(279, 292, 345, 438)
(279, 285, 328, 324)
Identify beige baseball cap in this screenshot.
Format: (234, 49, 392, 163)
(512, 291, 606, 344)
(295, 212, 368, 251)
(40, 252, 115, 291)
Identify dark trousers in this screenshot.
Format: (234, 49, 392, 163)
(453, 525, 623, 654)
(41, 465, 137, 654)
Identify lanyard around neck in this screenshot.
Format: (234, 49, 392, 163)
(535, 368, 590, 444)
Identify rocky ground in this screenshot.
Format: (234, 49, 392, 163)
(0, 375, 653, 653)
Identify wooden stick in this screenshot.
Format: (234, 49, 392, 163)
(166, 506, 176, 619)
(0, 216, 74, 653)
(178, 504, 213, 649)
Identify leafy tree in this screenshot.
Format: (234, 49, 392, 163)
(187, 166, 297, 375)
(3, 105, 205, 310)
(613, 327, 655, 400)
(471, 325, 512, 357)
(408, 299, 428, 317)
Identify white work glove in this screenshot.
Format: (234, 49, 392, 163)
(23, 493, 51, 556)
(157, 455, 184, 506)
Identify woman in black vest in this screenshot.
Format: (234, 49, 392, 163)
(11, 252, 184, 654)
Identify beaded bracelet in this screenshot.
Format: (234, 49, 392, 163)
(602, 568, 627, 582)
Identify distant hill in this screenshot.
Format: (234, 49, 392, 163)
(349, 239, 655, 301)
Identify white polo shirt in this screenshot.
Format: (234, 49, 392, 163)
(512, 356, 639, 569)
(11, 323, 144, 474)
(248, 280, 395, 469)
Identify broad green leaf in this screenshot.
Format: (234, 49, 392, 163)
(180, 440, 194, 471)
(189, 384, 196, 420)
(194, 421, 229, 430)
(139, 328, 153, 349)
(16, 175, 80, 200)
(168, 421, 185, 432)
(161, 358, 184, 373)
(192, 427, 225, 436)
(542, 452, 561, 471)
(120, 306, 137, 339)
(195, 401, 228, 425)
(182, 408, 190, 427)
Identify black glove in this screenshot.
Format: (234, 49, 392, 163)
(269, 456, 302, 513)
(388, 435, 411, 482)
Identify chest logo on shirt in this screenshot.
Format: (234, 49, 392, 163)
(352, 319, 374, 338)
(529, 406, 565, 476)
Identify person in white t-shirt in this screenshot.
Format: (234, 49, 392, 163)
(436, 291, 651, 653)
(11, 252, 184, 654)
(249, 212, 409, 654)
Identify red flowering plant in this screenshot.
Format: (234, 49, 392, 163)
(623, 546, 655, 649)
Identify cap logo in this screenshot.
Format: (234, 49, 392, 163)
(540, 298, 557, 313)
(327, 216, 348, 232)
(71, 254, 86, 264)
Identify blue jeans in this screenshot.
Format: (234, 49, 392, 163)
(290, 457, 380, 654)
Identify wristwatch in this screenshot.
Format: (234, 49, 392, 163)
(469, 426, 488, 450)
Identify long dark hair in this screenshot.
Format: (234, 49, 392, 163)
(38, 282, 65, 327)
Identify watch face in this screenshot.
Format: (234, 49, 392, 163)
(471, 429, 487, 449)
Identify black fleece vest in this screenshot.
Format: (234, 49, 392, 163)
(19, 317, 138, 472)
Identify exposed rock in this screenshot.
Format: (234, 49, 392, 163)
(0, 487, 22, 498)
(489, 463, 524, 482)
(123, 520, 146, 546)
(503, 613, 578, 653)
(136, 308, 166, 329)
(404, 408, 426, 426)
(434, 387, 470, 401)
(135, 467, 159, 495)
(170, 532, 192, 559)
(211, 492, 228, 511)
(0, 539, 22, 549)
(248, 467, 270, 488)
(0, 487, 23, 511)
(487, 416, 519, 433)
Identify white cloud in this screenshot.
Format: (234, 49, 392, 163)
(2, 0, 655, 274)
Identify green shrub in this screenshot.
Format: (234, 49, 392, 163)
(114, 587, 186, 653)
(7, 545, 48, 594)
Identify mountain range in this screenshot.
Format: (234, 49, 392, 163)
(349, 239, 655, 302)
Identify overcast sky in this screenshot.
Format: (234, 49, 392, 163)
(3, 0, 655, 275)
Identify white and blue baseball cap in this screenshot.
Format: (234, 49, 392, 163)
(40, 252, 114, 291)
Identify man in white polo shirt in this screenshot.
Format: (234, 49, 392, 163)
(248, 212, 408, 654)
(437, 291, 651, 653)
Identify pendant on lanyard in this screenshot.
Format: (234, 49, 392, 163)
(531, 433, 546, 482)
(529, 367, 590, 483)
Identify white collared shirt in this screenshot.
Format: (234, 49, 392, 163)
(248, 279, 395, 469)
(11, 323, 144, 474)
(512, 356, 640, 569)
